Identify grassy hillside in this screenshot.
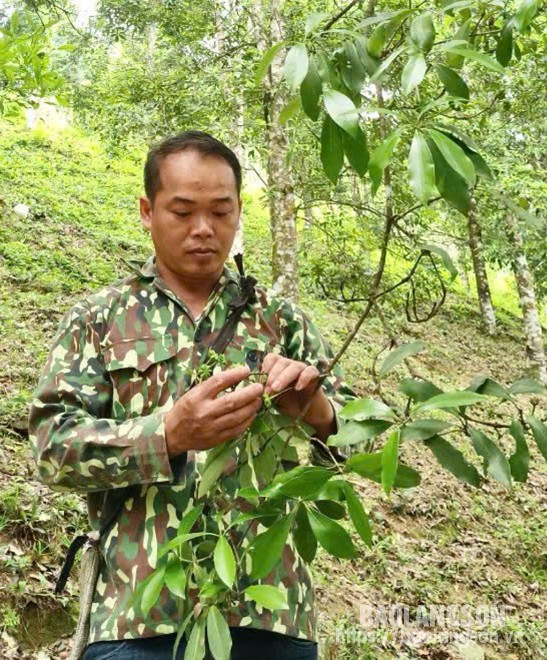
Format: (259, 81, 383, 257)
(0, 121, 545, 660)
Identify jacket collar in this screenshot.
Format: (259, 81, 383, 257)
(123, 254, 240, 288)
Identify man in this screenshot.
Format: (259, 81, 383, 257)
(29, 131, 357, 659)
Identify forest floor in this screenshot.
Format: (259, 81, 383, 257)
(0, 122, 545, 659)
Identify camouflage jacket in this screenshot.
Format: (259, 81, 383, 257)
(28, 255, 357, 644)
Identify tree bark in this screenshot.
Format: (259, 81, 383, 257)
(253, 0, 299, 300)
(467, 197, 497, 335)
(505, 212, 547, 384)
(215, 0, 245, 258)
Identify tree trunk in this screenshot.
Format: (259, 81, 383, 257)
(505, 212, 547, 383)
(215, 0, 245, 258)
(467, 197, 497, 335)
(253, 0, 299, 300)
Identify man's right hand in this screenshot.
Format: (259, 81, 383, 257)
(164, 365, 264, 457)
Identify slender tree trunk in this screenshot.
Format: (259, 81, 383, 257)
(215, 0, 245, 258)
(505, 212, 547, 383)
(467, 197, 497, 335)
(252, 0, 299, 300)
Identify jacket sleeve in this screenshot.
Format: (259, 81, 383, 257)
(28, 302, 174, 493)
(279, 300, 359, 436)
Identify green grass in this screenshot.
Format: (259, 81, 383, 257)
(0, 119, 546, 659)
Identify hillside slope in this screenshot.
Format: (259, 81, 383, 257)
(0, 122, 545, 660)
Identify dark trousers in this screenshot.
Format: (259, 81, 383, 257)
(83, 627, 318, 660)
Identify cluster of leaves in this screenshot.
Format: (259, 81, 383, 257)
(0, 8, 66, 114)
(258, 0, 541, 215)
(135, 341, 547, 660)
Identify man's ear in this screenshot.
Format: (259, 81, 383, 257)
(236, 195, 243, 227)
(139, 196, 153, 231)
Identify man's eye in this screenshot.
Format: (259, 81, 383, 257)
(213, 212, 229, 218)
(174, 211, 191, 218)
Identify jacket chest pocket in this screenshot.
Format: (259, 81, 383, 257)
(102, 336, 179, 419)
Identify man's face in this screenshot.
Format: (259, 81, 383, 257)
(140, 150, 241, 282)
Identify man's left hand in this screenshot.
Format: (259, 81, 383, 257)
(261, 353, 336, 442)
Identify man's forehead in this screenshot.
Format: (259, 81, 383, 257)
(159, 150, 237, 192)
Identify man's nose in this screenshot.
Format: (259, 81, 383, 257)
(191, 214, 214, 237)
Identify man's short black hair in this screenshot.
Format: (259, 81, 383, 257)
(144, 130, 242, 203)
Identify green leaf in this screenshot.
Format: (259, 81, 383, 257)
(370, 47, 404, 83)
(342, 126, 369, 177)
(343, 482, 372, 547)
(142, 566, 165, 616)
(508, 421, 530, 483)
(408, 132, 435, 204)
(184, 617, 206, 660)
(428, 139, 470, 214)
(341, 42, 367, 95)
(206, 606, 231, 660)
(250, 516, 292, 579)
(369, 129, 402, 196)
(158, 532, 214, 560)
(514, 0, 539, 33)
(469, 428, 512, 486)
(328, 419, 393, 448)
(433, 123, 480, 153)
(427, 129, 475, 186)
(340, 398, 395, 421)
(269, 465, 335, 499)
(380, 341, 426, 377)
(255, 42, 285, 84)
(197, 442, 233, 498)
(164, 555, 186, 599)
(410, 14, 436, 53)
(213, 536, 236, 589)
(284, 44, 309, 92)
(354, 37, 380, 76)
(434, 63, 469, 99)
(467, 376, 511, 400)
(345, 452, 421, 488)
(323, 88, 360, 138)
(279, 96, 301, 125)
(321, 115, 344, 184)
(496, 24, 513, 67)
(399, 378, 442, 402)
(526, 416, 547, 463)
(305, 12, 329, 35)
(381, 430, 399, 496)
(300, 56, 322, 121)
(467, 152, 492, 180)
(509, 378, 546, 395)
(244, 585, 289, 611)
(424, 435, 481, 486)
(401, 419, 451, 442)
(293, 504, 317, 562)
(308, 507, 355, 558)
(316, 499, 346, 519)
(421, 244, 459, 280)
(418, 391, 487, 411)
(367, 24, 387, 57)
(441, 45, 504, 73)
(178, 505, 204, 535)
(402, 53, 427, 95)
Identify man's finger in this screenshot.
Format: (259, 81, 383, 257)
(201, 365, 251, 397)
(261, 352, 281, 373)
(267, 361, 305, 394)
(214, 397, 262, 433)
(212, 381, 264, 416)
(218, 414, 258, 443)
(263, 356, 292, 390)
(294, 365, 320, 391)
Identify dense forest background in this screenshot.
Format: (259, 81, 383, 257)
(0, 0, 546, 658)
